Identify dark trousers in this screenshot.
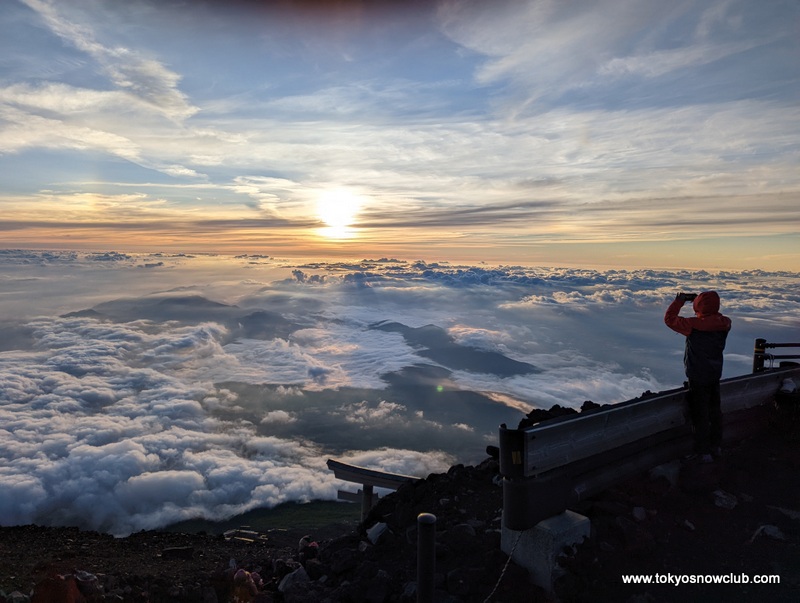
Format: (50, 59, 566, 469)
(687, 381, 723, 454)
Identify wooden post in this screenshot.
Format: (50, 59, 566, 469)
(326, 459, 420, 521)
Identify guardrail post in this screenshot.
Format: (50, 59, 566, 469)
(498, 423, 526, 479)
(753, 338, 767, 372)
(361, 484, 373, 522)
(417, 513, 436, 603)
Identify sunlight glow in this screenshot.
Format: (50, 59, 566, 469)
(316, 189, 362, 239)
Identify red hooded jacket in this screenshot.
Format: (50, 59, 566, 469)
(665, 291, 732, 384)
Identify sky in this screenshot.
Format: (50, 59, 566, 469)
(1, 0, 799, 270)
(1, 250, 798, 534)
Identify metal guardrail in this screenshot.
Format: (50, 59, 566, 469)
(326, 458, 420, 521)
(753, 338, 800, 372)
(499, 363, 800, 531)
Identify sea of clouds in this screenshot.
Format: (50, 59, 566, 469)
(1, 250, 798, 535)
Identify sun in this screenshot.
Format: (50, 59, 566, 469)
(316, 189, 362, 238)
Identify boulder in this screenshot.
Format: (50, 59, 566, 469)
(278, 566, 310, 594)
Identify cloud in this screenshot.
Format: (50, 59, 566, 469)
(0, 103, 143, 161)
(342, 400, 410, 425)
(0, 1, 204, 184)
(0, 82, 133, 114)
(205, 323, 421, 390)
(337, 448, 455, 478)
(598, 40, 759, 79)
(260, 409, 298, 425)
(1, 253, 798, 535)
(20, 0, 198, 121)
(440, 0, 793, 109)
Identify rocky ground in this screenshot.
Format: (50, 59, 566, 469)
(1, 407, 799, 603)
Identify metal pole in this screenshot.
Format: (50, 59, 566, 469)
(753, 338, 766, 373)
(417, 513, 436, 603)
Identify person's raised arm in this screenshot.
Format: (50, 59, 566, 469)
(665, 293, 693, 336)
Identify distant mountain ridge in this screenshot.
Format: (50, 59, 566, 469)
(62, 298, 539, 380)
(370, 321, 538, 377)
(62, 294, 304, 342)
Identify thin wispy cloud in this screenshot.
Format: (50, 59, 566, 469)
(19, 0, 198, 121)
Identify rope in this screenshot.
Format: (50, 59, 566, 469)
(483, 530, 523, 603)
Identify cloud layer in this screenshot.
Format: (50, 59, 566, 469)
(1, 251, 798, 534)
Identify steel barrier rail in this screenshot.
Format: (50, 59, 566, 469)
(753, 338, 800, 372)
(500, 365, 800, 531)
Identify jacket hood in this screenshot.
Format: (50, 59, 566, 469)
(693, 291, 721, 316)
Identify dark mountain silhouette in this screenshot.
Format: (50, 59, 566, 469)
(371, 321, 539, 377)
(61, 308, 106, 319)
(63, 295, 307, 342)
(232, 309, 300, 340)
(87, 295, 236, 324)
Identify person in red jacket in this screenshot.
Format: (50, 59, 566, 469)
(665, 291, 732, 461)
